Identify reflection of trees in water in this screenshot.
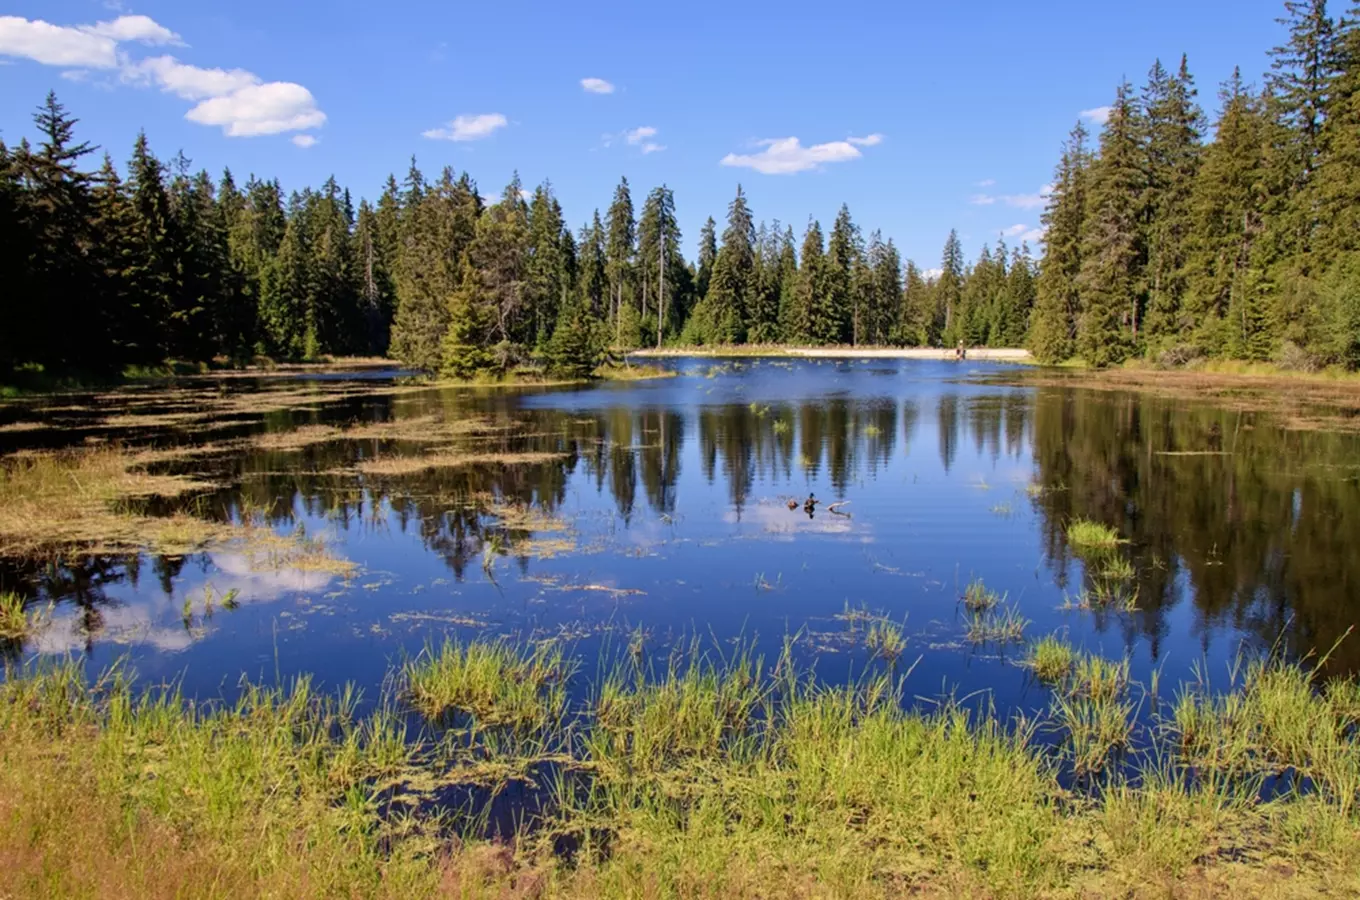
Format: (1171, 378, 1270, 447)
(0, 552, 155, 657)
(1029, 388, 1360, 675)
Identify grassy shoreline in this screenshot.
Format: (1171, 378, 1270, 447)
(2, 642, 1357, 898)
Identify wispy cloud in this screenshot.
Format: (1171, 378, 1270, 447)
(1001, 224, 1028, 238)
(1, 14, 324, 139)
(580, 76, 614, 94)
(921, 268, 944, 281)
(970, 184, 1053, 210)
(976, 178, 996, 188)
(1080, 106, 1112, 125)
(423, 113, 508, 141)
(617, 125, 665, 154)
(1021, 226, 1047, 244)
(721, 133, 879, 175)
(291, 134, 317, 148)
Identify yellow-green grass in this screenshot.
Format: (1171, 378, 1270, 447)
(966, 605, 1029, 643)
(2, 649, 1360, 898)
(865, 619, 907, 663)
(403, 639, 572, 730)
(1067, 518, 1123, 550)
(962, 577, 1004, 611)
(1070, 653, 1131, 702)
(1027, 635, 1077, 683)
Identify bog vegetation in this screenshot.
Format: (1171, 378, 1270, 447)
(2, 642, 1359, 898)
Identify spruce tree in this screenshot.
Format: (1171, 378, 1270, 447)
(696, 216, 717, 302)
(826, 205, 859, 343)
(937, 230, 966, 345)
(790, 220, 827, 344)
(1029, 122, 1091, 362)
(1078, 82, 1145, 366)
(440, 254, 493, 378)
(899, 261, 932, 346)
(1183, 71, 1269, 353)
(1141, 56, 1205, 346)
(605, 177, 636, 334)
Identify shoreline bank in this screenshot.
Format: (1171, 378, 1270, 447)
(629, 346, 1034, 361)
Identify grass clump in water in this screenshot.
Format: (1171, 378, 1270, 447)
(865, 619, 907, 664)
(0, 592, 45, 643)
(966, 605, 1029, 644)
(403, 639, 571, 730)
(1067, 517, 1122, 550)
(1027, 635, 1076, 683)
(1070, 653, 1130, 702)
(962, 577, 1003, 611)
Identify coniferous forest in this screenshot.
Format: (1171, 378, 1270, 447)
(1, 0, 1358, 377)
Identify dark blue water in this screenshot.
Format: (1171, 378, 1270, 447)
(5, 357, 1358, 715)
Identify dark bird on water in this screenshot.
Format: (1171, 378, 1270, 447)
(803, 493, 819, 514)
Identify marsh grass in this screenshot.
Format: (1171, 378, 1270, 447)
(0, 447, 227, 556)
(966, 605, 1029, 643)
(1070, 654, 1131, 702)
(403, 639, 572, 730)
(0, 591, 48, 643)
(354, 449, 565, 476)
(1067, 518, 1123, 550)
(3, 648, 1360, 896)
(865, 619, 907, 664)
(1027, 635, 1076, 683)
(962, 577, 1004, 611)
(1053, 692, 1134, 775)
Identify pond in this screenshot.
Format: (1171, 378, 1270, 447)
(3, 356, 1359, 715)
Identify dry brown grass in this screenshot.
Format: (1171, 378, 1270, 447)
(1006, 367, 1360, 432)
(0, 447, 223, 555)
(353, 450, 566, 477)
(0, 447, 353, 571)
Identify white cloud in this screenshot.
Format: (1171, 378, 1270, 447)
(847, 133, 884, 147)
(921, 268, 944, 281)
(291, 134, 317, 148)
(84, 15, 182, 45)
(720, 135, 868, 175)
(581, 77, 614, 94)
(0, 14, 181, 68)
(625, 125, 658, 144)
(976, 178, 996, 187)
(0, 16, 118, 66)
(973, 185, 1053, 210)
(1001, 224, 1029, 238)
(1080, 106, 1112, 125)
(640, 142, 665, 154)
(122, 55, 259, 100)
(1021, 226, 1047, 244)
(1002, 184, 1054, 210)
(423, 112, 508, 141)
(186, 82, 325, 136)
(2, 15, 323, 139)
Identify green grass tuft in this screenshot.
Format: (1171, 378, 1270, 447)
(962, 577, 1004, 611)
(966, 605, 1029, 643)
(1067, 518, 1122, 550)
(865, 620, 907, 664)
(403, 639, 572, 729)
(1027, 635, 1076, 683)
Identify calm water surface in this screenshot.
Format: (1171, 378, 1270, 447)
(4, 357, 1359, 717)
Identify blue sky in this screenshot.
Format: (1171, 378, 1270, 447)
(2, 0, 1286, 268)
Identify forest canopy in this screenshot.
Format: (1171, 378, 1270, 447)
(1, 0, 1357, 376)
